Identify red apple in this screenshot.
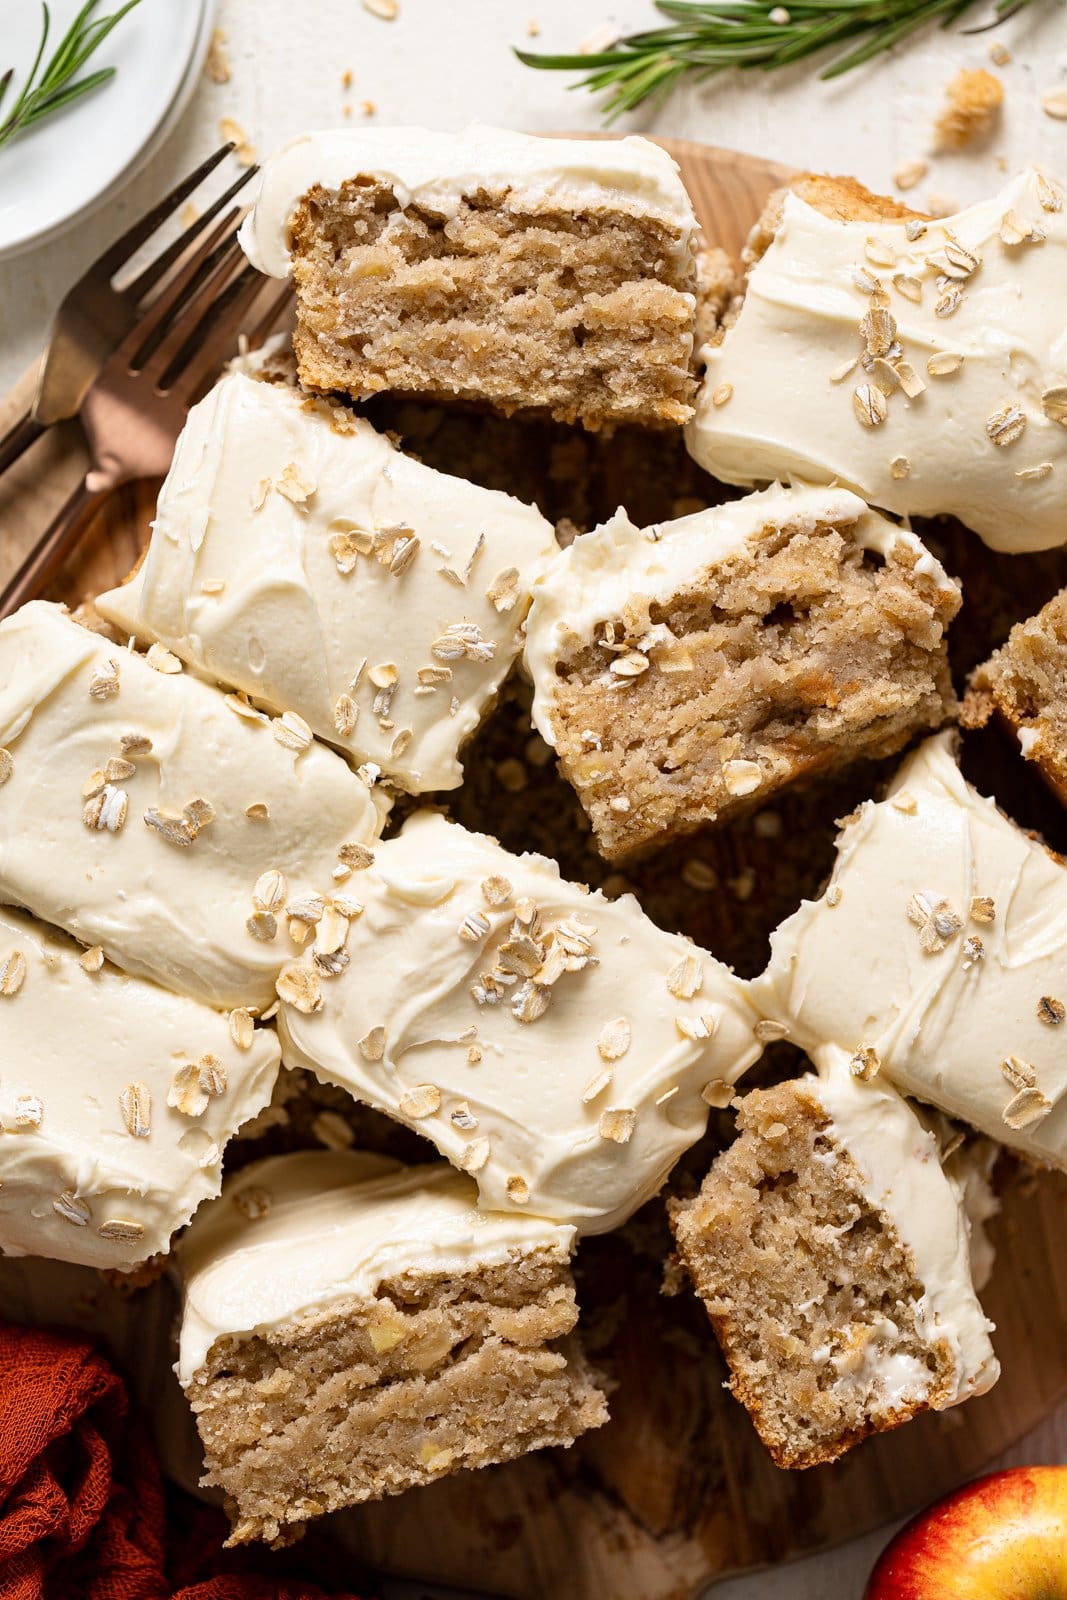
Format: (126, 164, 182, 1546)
(865, 1467, 1067, 1599)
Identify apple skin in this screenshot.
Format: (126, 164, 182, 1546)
(865, 1467, 1067, 1599)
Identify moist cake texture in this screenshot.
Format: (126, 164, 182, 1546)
(524, 483, 960, 859)
(686, 167, 1067, 552)
(179, 1152, 606, 1544)
(754, 733, 1067, 1166)
(963, 587, 1067, 804)
(0, 904, 279, 1269)
(276, 810, 764, 1235)
(0, 601, 388, 1009)
(96, 368, 558, 793)
(239, 125, 700, 429)
(669, 1063, 998, 1468)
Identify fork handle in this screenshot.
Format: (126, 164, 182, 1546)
(0, 471, 113, 621)
(0, 410, 46, 479)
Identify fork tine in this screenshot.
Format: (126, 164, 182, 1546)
(161, 267, 275, 400)
(112, 208, 244, 372)
(244, 282, 295, 350)
(121, 163, 259, 304)
(142, 245, 250, 388)
(94, 144, 238, 282)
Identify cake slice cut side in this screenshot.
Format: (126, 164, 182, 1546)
(963, 588, 1067, 803)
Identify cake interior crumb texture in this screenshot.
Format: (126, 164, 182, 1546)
(189, 1249, 607, 1546)
(287, 179, 698, 428)
(669, 1080, 958, 1469)
(546, 515, 959, 858)
(964, 589, 1067, 798)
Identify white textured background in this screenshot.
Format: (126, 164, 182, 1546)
(2, 1, 1067, 1595)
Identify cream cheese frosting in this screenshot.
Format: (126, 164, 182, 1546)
(813, 1050, 998, 1408)
(0, 904, 279, 1270)
(177, 1152, 575, 1384)
(523, 483, 957, 740)
(278, 811, 763, 1234)
(96, 371, 558, 794)
(239, 123, 697, 280)
(0, 602, 388, 1011)
(755, 733, 1067, 1166)
(687, 168, 1067, 553)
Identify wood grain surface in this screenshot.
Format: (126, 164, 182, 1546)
(2, 138, 1067, 1600)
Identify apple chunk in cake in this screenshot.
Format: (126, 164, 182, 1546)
(668, 1063, 998, 1469)
(239, 126, 701, 429)
(524, 483, 960, 859)
(178, 1153, 606, 1545)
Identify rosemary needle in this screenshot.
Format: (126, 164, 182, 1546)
(516, 0, 1052, 120)
(0, 0, 143, 153)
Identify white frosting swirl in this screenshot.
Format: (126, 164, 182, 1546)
(0, 603, 388, 1010)
(812, 1052, 998, 1408)
(755, 733, 1067, 1166)
(239, 123, 697, 280)
(687, 169, 1067, 552)
(177, 1152, 576, 1385)
(278, 811, 763, 1234)
(96, 371, 557, 793)
(0, 904, 279, 1270)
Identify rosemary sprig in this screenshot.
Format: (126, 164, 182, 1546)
(0, 0, 143, 152)
(516, 0, 1049, 119)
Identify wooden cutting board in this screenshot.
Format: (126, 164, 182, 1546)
(3, 138, 1067, 1600)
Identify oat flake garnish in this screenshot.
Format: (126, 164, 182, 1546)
(168, 1063, 209, 1117)
(864, 236, 897, 268)
(14, 1093, 42, 1129)
(467, 1044, 482, 1065)
(826, 885, 843, 907)
(334, 694, 358, 736)
(54, 1192, 90, 1227)
(1017, 463, 1054, 482)
(399, 1083, 441, 1119)
(935, 286, 964, 318)
(892, 273, 923, 303)
(358, 1026, 386, 1061)
(80, 946, 104, 973)
(460, 1137, 491, 1173)
(986, 403, 1027, 447)
(83, 785, 128, 834)
(852, 266, 880, 295)
(253, 869, 287, 913)
(119, 1082, 151, 1138)
(905, 218, 928, 242)
(893, 157, 928, 191)
(0, 951, 27, 997)
(1004, 1086, 1052, 1129)
(599, 1108, 636, 1144)
(927, 352, 963, 377)
(1038, 996, 1066, 1026)
(276, 462, 316, 503)
(1041, 88, 1067, 120)
(722, 758, 762, 797)
(754, 1019, 788, 1043)
(676, 1013, 718, 1042)
(666, 954, 703, 1001)
(451, 1103, 478, 1132)
(339, 842, 375, 870)
(276, 963, 323, 1014)
(1041, 387, 1067, 426)
(895, 362, 925, 399)
(1002, 1053, 1037, 1090)
(1037, 173, 1063, 212)
(962, 935, 985, 968)
(609, 651, 649, 680)
(246, 911, 278, 942)
(245, 802, 269, 821)
(389, 535, 420, 576)
(701, 1080, 733, 1109)
(849, 1046, 880, 1081)
(485, 567, 520, 613)
(273, 711, 313, 753)
(830, 358, 858, 384)
(146, 643, 183, 674)
(0, 749, 12, 787)
(890, 456, 912, 480)
(598, 1018, 632, 1062)
(506, 1175, 530, 1204)
(853, 384, 888, 428)
(430, 623, 496, 664)
(312, 1110, 355, 1150)
(198, 1055, 227, 1098)
(711, 382, 733, 407)
(98, 1218, 145, 1241)
(860, 306, 896, 357)
(582, 1064, 613, 1104)
(512, 980, 551, 1023)
(481, 874, 513, 909)
(88, 660, 120, 700)
(227, 1007, 254, 1050)
(234, 1186, 272, 1220)
(969, 895, 996, 924)
(459, 911, 491, 943)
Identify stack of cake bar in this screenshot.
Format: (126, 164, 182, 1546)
(2, 124, 1066, 1544)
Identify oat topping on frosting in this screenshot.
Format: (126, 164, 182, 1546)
(755, 733, 1067, 1166)
(95, 368, 558, 793)
(688, 169, 1067, 552)
(277, 811, 763, 1234)
(0, 602, 388, 1010)
(0, 904, 279, 1270)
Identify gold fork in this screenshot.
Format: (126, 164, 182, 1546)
(0, 145, 258, 476)
(0, 223, 290, 619)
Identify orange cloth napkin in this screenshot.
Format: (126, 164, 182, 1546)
(0, 1322, 363, 1600)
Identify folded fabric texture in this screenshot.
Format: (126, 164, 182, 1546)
(0, 1322, 362, 1600)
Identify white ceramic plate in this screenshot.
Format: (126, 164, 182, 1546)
(0, 0, 215, 261)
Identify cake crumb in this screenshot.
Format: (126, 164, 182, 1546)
(1042, 88, 1067, 120)
(363, 0, 399, 16)
(893, 157, 928, 192)
(988, 40, 1011, 66)
(932, 68, 1003, 151)
(218, 117, 255, 167)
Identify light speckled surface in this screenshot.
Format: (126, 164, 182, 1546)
(1, 3, 1066, 1593)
